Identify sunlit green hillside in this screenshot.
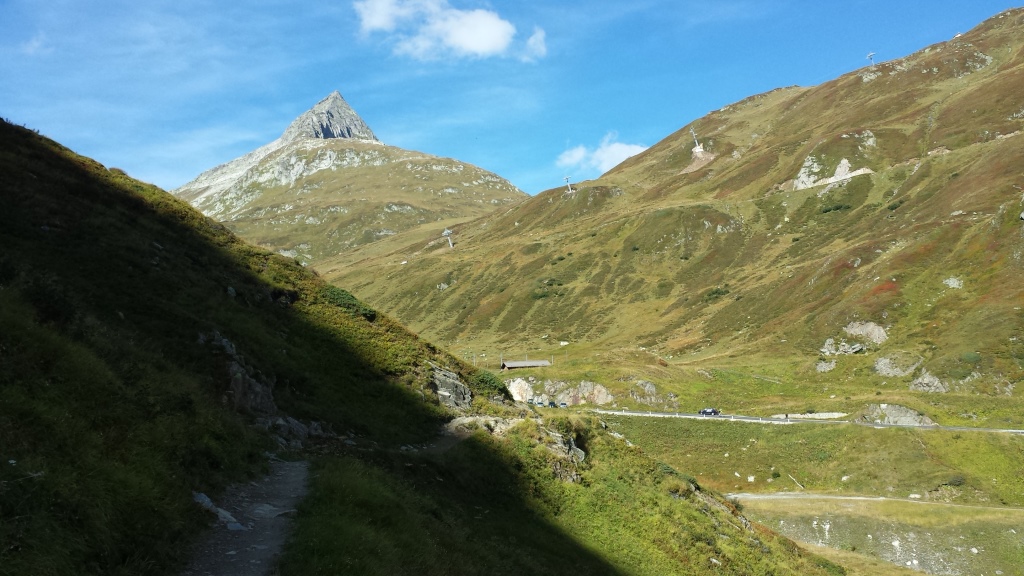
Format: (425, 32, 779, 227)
(327, 8, 1024, 427)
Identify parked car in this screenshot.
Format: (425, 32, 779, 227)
(699, 407, 720, 416)
(559, 402, 568, 408)
(548, 401, 557, 408)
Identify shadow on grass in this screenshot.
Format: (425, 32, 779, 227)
(0, 118, 623, 574)
(282, 435, 624, 576)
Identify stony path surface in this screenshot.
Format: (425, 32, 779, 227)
(180, 459, 309, 576)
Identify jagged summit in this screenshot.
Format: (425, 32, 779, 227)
(281, 91, 378, 143)
(172, 89, 525, 260)
(174, 91, 381, 203)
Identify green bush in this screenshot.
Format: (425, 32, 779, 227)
(469, 369, 508, 398)
(702, 286, 731, 302)
(820, 203, 852, 214)
(322, 285, 377, 321)
(960, 351, 982, 364)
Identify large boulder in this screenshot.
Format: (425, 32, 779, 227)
(431, 366, 473, 409)
(505, 377, 533, 402)
(844, 321, 888, 345)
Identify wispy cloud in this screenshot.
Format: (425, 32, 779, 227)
(523, 27, 547, 61)
(557, 132, 647, 175)
(19, 31, 51, 55)
(353, 0, 545, 61)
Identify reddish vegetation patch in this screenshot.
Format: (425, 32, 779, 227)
(831, 260, 856, 278)
(471, 293, 512, 324)
(869, 280, 899, 297)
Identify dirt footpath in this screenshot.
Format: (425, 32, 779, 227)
(180, 459, 309, 576)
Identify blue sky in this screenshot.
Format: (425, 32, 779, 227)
(1, 1, 1017, 195)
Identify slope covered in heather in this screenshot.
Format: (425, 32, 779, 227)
(328, 9, 1024, 428)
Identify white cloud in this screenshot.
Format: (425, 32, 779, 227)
(557, 132, 647, 174)
(523, 27, 547, 61)
(353, 0, 544, 60)
(556, 145, 588, 168)
(353, 0, 417, 33)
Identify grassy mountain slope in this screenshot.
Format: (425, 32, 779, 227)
(0, 120, 841, 575)
(327, 9, 1024, 427)
(174, 122, 526, 267)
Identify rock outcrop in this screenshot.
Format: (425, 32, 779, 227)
(861, 403, 936, 426)
(874, 353, 923, 377)
(201, 330, 278, 415)
(820, 338, 865, 356)
(280, 91, 377, 142)
(909, 370, 950, 393)
(174, 91, 380, 208)
(844, 321, 888, 345)
(171, 91, 525, 263)
(431, 366, 473, 409)
(507, 377, 615, 406)
(544, 428, 586, 483)
(506, 377, 534, 402)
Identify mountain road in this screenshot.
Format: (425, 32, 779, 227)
(589, 408, 1024, 435)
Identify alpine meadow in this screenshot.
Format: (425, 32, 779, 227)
(3, 6, 1024, 576)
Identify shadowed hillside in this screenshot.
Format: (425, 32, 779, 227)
(0, 120, 842, 575)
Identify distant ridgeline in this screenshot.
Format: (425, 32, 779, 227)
(328, 9, 1024, 408)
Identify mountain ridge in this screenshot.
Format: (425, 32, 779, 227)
(173, 91, 526, 263)
(322, 8, 1024, 427)
(174, 90, 380, 206)
(281, 90, 378, 142)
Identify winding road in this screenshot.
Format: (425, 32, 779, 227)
(589, 408, 1024, 435)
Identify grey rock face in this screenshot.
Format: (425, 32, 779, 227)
(227, 360, 278, 415)
(431, 366, 473, 409)
(862, 403, 936, 426)
(909, 369, 949, 393)
(173, 90, 379, 206)
(874, 353, 922, 377)
(566, 380, 614, 405)
(820, 338, 865, 356)
(280, 91, 378, 143)
(628, 379, 676, 408)
(204, 331, 278, 415)
(510, 377, 614, 406)
(544, 429, 585, 483)
(816, 360, 837, 373)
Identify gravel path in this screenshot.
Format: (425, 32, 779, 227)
(180, 459, 309, 576)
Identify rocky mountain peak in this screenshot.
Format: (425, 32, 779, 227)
(280, 90, 378, 143)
